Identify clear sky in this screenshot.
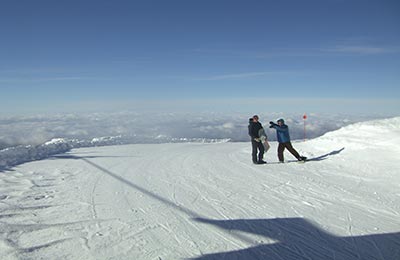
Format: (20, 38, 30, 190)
(0, 0, 399, 115)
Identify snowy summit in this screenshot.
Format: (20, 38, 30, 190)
(1, 117, 399, 259)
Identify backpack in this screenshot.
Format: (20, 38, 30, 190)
(248, 118, 253, 136)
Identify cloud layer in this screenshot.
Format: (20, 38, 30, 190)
(0, 111, 385, 150)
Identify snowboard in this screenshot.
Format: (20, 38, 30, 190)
(258, 128, 270, 152)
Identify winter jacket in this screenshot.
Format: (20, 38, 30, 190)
(270, 123, 291, 143)
(249, 121, 263, 139)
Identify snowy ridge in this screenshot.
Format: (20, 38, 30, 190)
(0, 136, 230, 169)
(307, 116, 400, 151)
(319, 116, 400, 140)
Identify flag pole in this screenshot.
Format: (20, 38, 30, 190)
(303, 114, 307, 142)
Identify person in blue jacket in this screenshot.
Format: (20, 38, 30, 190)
(269, 118, 307, 163)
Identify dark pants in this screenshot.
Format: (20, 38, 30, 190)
(278, 142, 300, 162)
(251, 139, 265, 163)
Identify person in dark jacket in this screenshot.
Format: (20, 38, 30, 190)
(269, 118, 307, 163)
(249, 115, 266, 164)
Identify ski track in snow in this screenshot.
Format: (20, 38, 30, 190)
(1, 118, 400, 259)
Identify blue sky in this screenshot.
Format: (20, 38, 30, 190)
(0, 0, 399, 115)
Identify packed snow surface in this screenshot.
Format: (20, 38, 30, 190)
(1, 117, 399, 259)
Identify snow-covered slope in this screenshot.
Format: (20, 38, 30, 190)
(310, 116, 400, 150)
(0, 118, 399, 259)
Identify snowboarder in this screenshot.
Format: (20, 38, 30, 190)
(269, 118, 307, 163)
(248, 115, 266, 164)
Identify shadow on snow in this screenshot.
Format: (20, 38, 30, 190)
(307, 147, 345, 162)
(269, 147, 345, 164)
(192, 217, 400, 260)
